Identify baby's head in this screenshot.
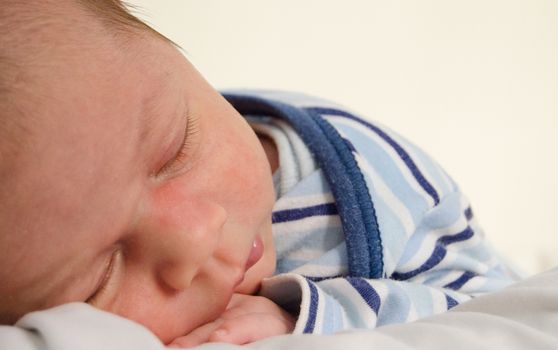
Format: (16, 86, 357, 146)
(0, 0, 276, 343)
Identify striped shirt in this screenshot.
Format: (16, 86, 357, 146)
(223, 90, 518, 334)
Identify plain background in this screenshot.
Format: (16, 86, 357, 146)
(129, 0, 557, 275)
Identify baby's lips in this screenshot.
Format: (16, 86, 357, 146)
(245, 235, 264, 270)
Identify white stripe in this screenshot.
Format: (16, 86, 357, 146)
(273, 192, 335, 211)
(406, 303, 419, 323)
(250, 122, 301, 194)
(313, 286, 327, 333)
(456, 274, 483, 293)
(394, 134, 455, 197)
(459, 194, 472, 212)
(291, 263, 348, 277)
(430, 288, 451, 313)
(380, 244, 397, 277)
(274, 119, 317, 178)
(353, 152, 415, 237)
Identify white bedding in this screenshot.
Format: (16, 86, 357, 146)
(2, 266, 557, 350)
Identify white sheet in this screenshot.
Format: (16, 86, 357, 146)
(2, 267, 557, 350)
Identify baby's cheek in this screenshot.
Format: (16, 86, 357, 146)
(234, 141, 275, 203)
(110, 276, 233, 344)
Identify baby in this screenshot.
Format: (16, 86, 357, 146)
(0, 0, 518, 348)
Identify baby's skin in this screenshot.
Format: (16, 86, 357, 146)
(0, 0, 293, 346)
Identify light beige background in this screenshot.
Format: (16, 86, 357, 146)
(129, 0, 558, 275)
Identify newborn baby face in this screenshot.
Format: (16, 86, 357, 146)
(0, 3, 276, 344)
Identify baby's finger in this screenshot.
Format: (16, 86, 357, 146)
(209, 313, 293, 345)
(223, 294, 282, 316)
(168, 320, 222, 348)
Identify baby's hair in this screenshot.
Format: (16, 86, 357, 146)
(76, 0, 175, 45)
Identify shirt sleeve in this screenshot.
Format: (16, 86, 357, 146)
(260, 185, 519, 335)
(216, 267, 558, 350)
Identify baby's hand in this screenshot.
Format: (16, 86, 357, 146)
(169, 293, 295, 348)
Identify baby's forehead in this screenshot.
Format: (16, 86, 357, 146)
(0, 0, 178, 169)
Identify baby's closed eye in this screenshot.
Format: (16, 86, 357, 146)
(157, 112, 201, 177)
(86, 247, 123, 306)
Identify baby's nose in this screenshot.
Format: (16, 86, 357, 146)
(158, 201, 227, 291)
(138, 193, 228, 291)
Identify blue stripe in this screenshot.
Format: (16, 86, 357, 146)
(439, 227, 474, 245)
(272, 203, 338, 223)
(445, 294, 459, 309)
(305, 274, 343, 282)
(306, 107, 440, 206)
(464, 207, 473, 221)
(347, 277, 381, 315)
(303, 279, 319, 333)
(342, 137, 357, 153)
(444, 271, 477, 290)
(391, 226, 474, 281)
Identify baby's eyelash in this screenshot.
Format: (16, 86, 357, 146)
(158, 113, 200, 176)
(173, 113, 200, 169)
(86, 248, 120, 305)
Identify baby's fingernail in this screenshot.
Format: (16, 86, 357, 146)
(168, 340, 188, 348)
(212, 329, 228, 339)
